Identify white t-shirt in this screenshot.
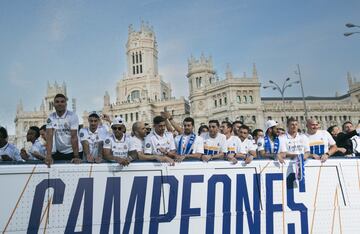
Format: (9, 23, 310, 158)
(225, 136, 241, 154)
(129, 136, 144, 152)
(279, 132, 310, 155)
(305, 130, 336, 155)
(29, 138, 47, 160)
(202, 132, 227, 155)
(46, 110, 79, 154)
(103, 134, 130, 158)
(238, 138, 257, 154)
(144, 131, 176, 155)
(174, 133, 204, 155)
(79, 127, 108, 157)
(0, 143, 23, 161)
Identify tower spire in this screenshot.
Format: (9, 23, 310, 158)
(252, 63, 258, 79)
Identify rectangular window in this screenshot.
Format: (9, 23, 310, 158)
(139, 52, 142, 63)
(140, 65, 142, 73)
(125, 114, 128, 122)
(136, 65, 139, 74)
(236, 96, 241, 103)
(136, 112, 139, 121)
(214, 100, 217, 107)
(219, 99, 222, 106)
(133, 66, 135, 75)
(131, 113, 133, 121)
(136, 53, 138, 63)
(132, 54, 135, 64)
(224, 97, 227, 105)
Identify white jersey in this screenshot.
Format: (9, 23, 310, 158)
(28, 138, 47, 160)
(0, 143, 23, 161)
(238, 138, 257, 154)
(79, 127, 109, 157)
(174, 133, 204, 155)
(46, 110, 79, 154)
(202, 132, 227, 155)
(225, 136, 241, 154)
(103, 134, 130, 158)
(351, 135, 360, 154)
(144, 131, 176, 155)
(129, 136, 144, 152)
(305, 130, 336, 155)
(280, 132, 310, 155)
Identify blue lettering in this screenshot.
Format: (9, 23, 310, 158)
(236, 174, 261, 234)
(206, 174, 231, 234)
(28, 179, 65, 234)
(65, 178, 93, 234)
(266, 173, 283, 234)
(123, 176, 147, 234)
(149, 176, 178, 233)
(286, 173, 308, 234)
(100, 177, 121, 234)
(180, 175, 204, 234)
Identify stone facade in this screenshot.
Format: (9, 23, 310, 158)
(188, 55, 360, 131)
(12, 23, 360, 148)
(83, 22, 190, 128)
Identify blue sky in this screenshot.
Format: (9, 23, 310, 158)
(0, 0, 359, 134)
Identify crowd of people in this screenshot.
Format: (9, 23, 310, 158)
(0, 93, 360, 167)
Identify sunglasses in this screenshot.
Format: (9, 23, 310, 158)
(112, 127, 123, 131)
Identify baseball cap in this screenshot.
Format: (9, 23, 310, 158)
(88, 111, 100, 118)
(111, 116, 125, 126)
(265, 120, 278, 132)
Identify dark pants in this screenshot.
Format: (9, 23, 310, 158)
(52, 151, 83, 161)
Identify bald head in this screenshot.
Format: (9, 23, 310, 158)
(132, 121, 147, 139)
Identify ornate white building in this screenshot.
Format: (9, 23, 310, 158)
(88, 22, 190, 128)
(14, 82, 76, 148)
(187, 54, 360, 131)
(13, 22, 360, 148)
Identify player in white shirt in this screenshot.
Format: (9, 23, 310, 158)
(44, 94, 81, 167)
(237, 125, 256, 163)
(144, 116, 177, 164)
(174, 117, 204, 162)
(129, 121, 174, 164)
(80, 112, 109, 163)
(20, 126, 46, 161)
(258, 120, 282, 159)
(220, 121, 241, 164)
(103, 117, 131, 166)
(0, 127, 23, 162)
(305, 119, 337, 162)
(201, 120, 227, 162)
(279, 117, 310, 163)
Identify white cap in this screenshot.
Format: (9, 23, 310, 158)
(265, 120, 278, 132)
(111, 116, 124, 126)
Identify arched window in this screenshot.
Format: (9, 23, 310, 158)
(243, 96, 247, 103)
(131, 90, 140, 100)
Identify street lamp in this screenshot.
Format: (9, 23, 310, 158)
(263, 77, 300, 116)
(344, 23, 360, 37)
(294, 64, 308, 119)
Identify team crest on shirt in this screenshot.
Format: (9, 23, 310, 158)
(64, 122, 69, 129)
(46, 118, 51, 124)
(80, 132, 84, 137)
(105, 139, 110, 144)
(146, 143, 151, 148)
(257, 142, 262, 146)
(124, 145, 128, 150)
